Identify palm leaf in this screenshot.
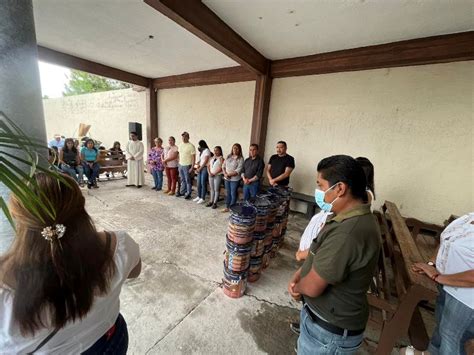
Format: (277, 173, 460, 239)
(0, 111, 72, 230)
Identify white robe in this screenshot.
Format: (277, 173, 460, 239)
(125, 140, 145, 186)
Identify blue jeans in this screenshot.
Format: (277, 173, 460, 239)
(429, 286, 474, 355)
(61, 164, 84, 183)
(151, 169, 163, 190)
(82, 313, 128, 354)
(178, 164, 192, 196)
(298, 306, 363, 354)
(82, 162, 100, 185)
(243, 181, 259, 200)
(225, 180, 239, 208)
(197, 168, 209, 199)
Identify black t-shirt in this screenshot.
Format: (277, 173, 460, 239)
(268, 154, 295, 186)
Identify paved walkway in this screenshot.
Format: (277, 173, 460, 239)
(84, 177, 407, 354)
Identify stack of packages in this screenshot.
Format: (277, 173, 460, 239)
(247, 196, 271, 282)
(261, 193, 280, 269)
(268, 187, 292, 258)
(223, 203, 256, 298)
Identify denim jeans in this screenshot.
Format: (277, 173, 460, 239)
(243, 181, 259, 200)
(297, 306, 363, 355)
(209, 174, 223, 204)
(151, 169, 163, 189)
(225, 180, 239, 208)
(82, 314, 128, 355)
(61, 164, 84, 183)
(429, 286, 474, 355)
(197, 168, 209, 199)
(178, 164, 192, 196)
(82, 162, 100, 185)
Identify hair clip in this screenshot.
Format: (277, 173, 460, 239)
(41, 224, 66, 242)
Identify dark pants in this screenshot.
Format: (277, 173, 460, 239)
(225, 180, 239, 208)
(83, 162, 100, 185)
(243, 181, 259, 200)
(197, 168, 209, 199)
(82, 314, 128, 355)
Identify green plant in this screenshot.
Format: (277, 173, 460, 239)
(0, 111, 69, 229)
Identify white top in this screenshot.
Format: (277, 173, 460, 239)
(209, 156, 224, 175)
(0, 231, 140, 354)
(299, 211, 332, 251)
(435, 213, 474, 309)
(198, 148, 211, 168)
(164, 145, 179, 168)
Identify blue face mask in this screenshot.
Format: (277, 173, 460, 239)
(314, 183, 339, 212)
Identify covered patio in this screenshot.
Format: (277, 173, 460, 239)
(1, 0, 472, 354)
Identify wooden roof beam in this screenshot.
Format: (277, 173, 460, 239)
(271, 31, 474, 78)
(38, 46, 151, 87)
(144, 0, 269, 75)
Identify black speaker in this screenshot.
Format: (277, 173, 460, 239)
(128, 122, 142, 141)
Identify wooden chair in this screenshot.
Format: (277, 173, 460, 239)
(97, 150, 127, 180)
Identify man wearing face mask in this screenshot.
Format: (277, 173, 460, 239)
(288, 155, 381, 354)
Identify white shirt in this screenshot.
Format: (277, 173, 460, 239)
(0, 231, 140, 354)
(299, 211, 332, 251)
(198, 148, 211, 168)
(435, 213, 474, 309)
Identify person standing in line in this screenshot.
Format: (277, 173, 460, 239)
(147, 138, 164, 191)
(125, 132, 145, 188)
(59, 138, 84, 187)
(81, 139, 100, 189)
(193, 140, 211, 204)
(206, 146, 224, 209)
(222, 143, 244, 213)
(266, 141, 295, 187)
(177, 132, 196, 200)
(162, 136, 179, 195)
(241, 144, 265, 200)
(288, 155, 381, 354)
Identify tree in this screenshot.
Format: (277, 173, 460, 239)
(63, 70, 131, 96)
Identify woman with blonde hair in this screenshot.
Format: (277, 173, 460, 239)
(0, 173, 141, 354)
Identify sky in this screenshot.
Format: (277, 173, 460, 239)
(38, 61, 70, 98)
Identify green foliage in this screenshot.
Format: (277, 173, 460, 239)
(63, 69, 131, 96)
(0, 111, 71, 230)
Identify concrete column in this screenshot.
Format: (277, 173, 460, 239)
(0, 0, 47, 252)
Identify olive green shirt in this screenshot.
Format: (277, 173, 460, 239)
(300, 204, 381, 330)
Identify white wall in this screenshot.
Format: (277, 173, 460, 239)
(266, 61, 473, 223)
(158, 81, 255, 156)
(43, 88, 147, 149)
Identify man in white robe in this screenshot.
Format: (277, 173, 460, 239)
(125, 132, 145, 188)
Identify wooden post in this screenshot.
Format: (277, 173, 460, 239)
(250, 73, 272, 158)
(146, 83, 158, 144)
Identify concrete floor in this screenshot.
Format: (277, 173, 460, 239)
(84, 177, 417, 354)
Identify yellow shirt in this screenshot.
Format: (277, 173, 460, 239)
(178, 143, 196, 166)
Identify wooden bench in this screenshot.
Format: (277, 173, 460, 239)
(369, 201, 439, 354)
(97, 150, 127, 181)
(290, 191, 318, 219)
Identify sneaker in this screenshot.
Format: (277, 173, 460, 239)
(184, 195, 192, 200)
(205, 202, 213, 207)
(168, 191, 175, 196)
(193, 196, 200, 202)
(290, 322, 300, 335)
(163, 190, 170, 194)
(87, 184, 92, 189)
(151, 187, 156, 190)
(156, 188, 162, 191)
(176, 193, 183, 197)
(212, 203, 217, 209)
(197, 198, 205, 204)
